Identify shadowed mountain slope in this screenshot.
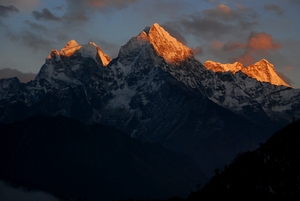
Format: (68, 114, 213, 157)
(0, 115, 207, 201)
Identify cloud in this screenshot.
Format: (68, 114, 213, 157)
(0, 0, 40, 11)
(247, 32, 281, 50)
(223, 41, 246, 51)
(24, 20, 49, 33)
(192, 46, 203, 56)
(263, 4, 284, 15)
(87, 0, 139, 10)
(170, 3, 258, 40)
(60, 0, 140, 22)
(32, 8, 61, 21)
(0, 5, 19, 17)
(286, 0, 300, 6)
(211, 41, 225, 49)
(4, 21, 61, 53)
(283, 65, 294, 72)
(222, 32, 281, 65)
(216, 32, 281, 65)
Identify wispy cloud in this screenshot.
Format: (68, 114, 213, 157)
(168, 3, 258, 40)
(4, 21, 62, 52)
(0, 0, 40, 11)
(87, 0, 139, 10)
(192, 46, 203, 56)
(32, 8, 61, 21)
(223, 32, 282, 65)
(0, 5, 19, 17)
(60, 0, 140, 22)
(263, 4, 284, 16)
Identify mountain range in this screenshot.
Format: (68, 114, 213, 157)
(1, 23, 300, 200)
(204, 59, 290, 87)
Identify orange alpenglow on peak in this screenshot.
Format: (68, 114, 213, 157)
(204, 59, 291, 87)
(59, 40, 82, 57)
(89, 42, 111, 66)
(139, 23, 193, 65)
(48, 40, 111, 66)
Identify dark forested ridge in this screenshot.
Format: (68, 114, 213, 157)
(0, 115, 207, 201)
(129, 119, 300, 200)
(186, 119, 300, 199)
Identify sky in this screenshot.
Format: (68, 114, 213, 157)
(0, 0, 299, 88)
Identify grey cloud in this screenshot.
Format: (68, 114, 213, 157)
(202, 4, 257, 22)
(171, 4, 258, 40)
(61, 0, 89, 22)
(179, 13, 234, 38)
(5, 24, 57, 53)
(24, 20, 49, 33)
(286, 0, 300, 5)
(263, 4, 284, 15)
(192, 46, 203, 56)
(18, 30, 55, 50)
(61, 0, 140, 23)
(222, 42, 246, 51)
(81, 0, 139, 10)
(0, 5, 19, 17)
(32, 8, 61, 21)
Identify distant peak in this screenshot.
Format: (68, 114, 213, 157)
(204, 59, 291, 87)
(204, 60, 243, 73)
(140, 23, 193, 65)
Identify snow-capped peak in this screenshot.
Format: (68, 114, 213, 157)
(204, 59, 291, 87)
(88, 42, 111, 66)
(46, 40, 111, 66)
(204, 60, 243, 73)
(139, 23, 193, 65)
(243, 59, 290, 87)
(59, 40, 82, 57)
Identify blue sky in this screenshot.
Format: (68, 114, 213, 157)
(0, 0, 299, 87)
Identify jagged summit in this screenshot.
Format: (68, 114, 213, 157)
(204, 60, 243, 74)
(204, 59, 291, 87)
(59, 39, 81, 57)
(47, 40, 111, 66)
(138, 23, 193, 65)
(243, 59, 289, 87)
